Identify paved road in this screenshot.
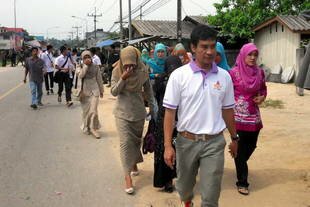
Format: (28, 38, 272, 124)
(2, 66, 308, 207)
(0, 66, 144, 207)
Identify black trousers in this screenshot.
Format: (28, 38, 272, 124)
(69, 71, 75, 89)
(108, 67, 113, 84)
(234, 130, 260, 187)
(44, 72, 54, 91)
(2, 59, 6, 66)
(57, 73, 71, 102)
(11, 57, 16, 67)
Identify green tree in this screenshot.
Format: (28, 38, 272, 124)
(207, 0, 310, 43)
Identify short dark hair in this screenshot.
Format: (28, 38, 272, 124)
(72, 48, 78, 53)
(31, 47, 38, 52)
(60, 46, 67, 53)
(190, 25, 218, 47)
(47, 45, 53, 50)
(90, 47, 96, 54)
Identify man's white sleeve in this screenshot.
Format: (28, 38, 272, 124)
(222, 74, 235, 109)
(163, 72, 180, 109)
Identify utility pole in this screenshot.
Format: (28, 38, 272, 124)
(119, 0, 123, 40)
(177, 0, 182, 42)
(14, 0, 16, 29)
(72, 26, 82, 47)
(72, 26, 82, 41)
(128, 0, 132, 40)
(13, 0, 17, 49)
(140, 6, 142, 20)
(87, 7, 102, 42)
(69, 31, 74, 46)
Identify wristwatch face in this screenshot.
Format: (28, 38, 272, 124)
(232, 134, 239, 140)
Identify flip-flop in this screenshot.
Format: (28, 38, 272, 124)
(237, 186, 249, 195)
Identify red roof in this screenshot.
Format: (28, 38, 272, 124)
(2, 27, 25, 33)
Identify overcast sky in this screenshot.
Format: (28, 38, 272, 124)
(0, 0, 220, 39)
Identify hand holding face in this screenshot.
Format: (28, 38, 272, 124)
(84, 58, 92, 66)
(121, 66, 134, 80)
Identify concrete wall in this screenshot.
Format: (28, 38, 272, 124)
(254, 22, 301, 70)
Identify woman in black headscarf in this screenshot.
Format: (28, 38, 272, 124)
(153, 56, 182, 192)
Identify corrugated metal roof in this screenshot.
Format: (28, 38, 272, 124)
(253, 13, 310, 32)
(132, 20, 199, 39)
(127, 36, 157, 45)
(279, 15, 310, 31)
(185, 16, 207, 25)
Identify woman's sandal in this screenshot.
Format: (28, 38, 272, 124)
(125, 187, 135, 195)
(237, 186, 249, 195)
(130, 171, 139, 176)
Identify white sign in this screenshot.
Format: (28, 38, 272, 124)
(0, 39, 11, 50)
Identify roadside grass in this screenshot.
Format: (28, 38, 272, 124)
(261, 99, 285, 109)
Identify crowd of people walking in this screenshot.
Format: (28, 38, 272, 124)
(22, 24, 268, 207)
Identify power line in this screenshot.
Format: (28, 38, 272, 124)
(122, 0, 151, 19)
(98, 0, 105, 8)
(182, 5, 188, 16)
(103, 0, 118, 14)
(108, 23, 116, 32)
(136, 0, 161, 16)
(188, 0, 209, 14)
(108, 0, 171, 34)
(142, 0, 172, 16)
(107, 0, 150, 34)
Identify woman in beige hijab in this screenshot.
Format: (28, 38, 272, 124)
(77, 51, 104, 138)
(111, 46, 157, 194)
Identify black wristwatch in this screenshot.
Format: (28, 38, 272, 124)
(231, 134, 240, 141)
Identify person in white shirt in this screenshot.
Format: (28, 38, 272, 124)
(90, 47, 102, 66)
(163, 25, 238, 207)
(55, 46, 73, 107)
(67, 48, 77, 88)
(70, 48, 79, 88)
(41, 45, 54, 95)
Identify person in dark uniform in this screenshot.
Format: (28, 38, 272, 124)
(107, 44, 120, 87)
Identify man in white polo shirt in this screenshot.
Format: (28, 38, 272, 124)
(41, 45, 54, 95)
(163, 25, 238, 207)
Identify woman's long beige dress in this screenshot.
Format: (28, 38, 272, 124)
(78, 64, 104, 133)
(111, 66, 156, 175)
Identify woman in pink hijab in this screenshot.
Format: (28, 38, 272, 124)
(229, 43, 267, 195)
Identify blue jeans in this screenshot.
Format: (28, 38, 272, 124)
(29, 81, 43, 105)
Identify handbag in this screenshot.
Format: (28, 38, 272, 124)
(54, 56, 69, 83)
(72, 75, 84, 101)
(142, 118, 156, 154)
(53, 71, 61, 83)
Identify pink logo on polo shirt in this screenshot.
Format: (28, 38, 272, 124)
(213, 81, 222, 90)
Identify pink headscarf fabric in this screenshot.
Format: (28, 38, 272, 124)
(235, 43, 262, 93)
